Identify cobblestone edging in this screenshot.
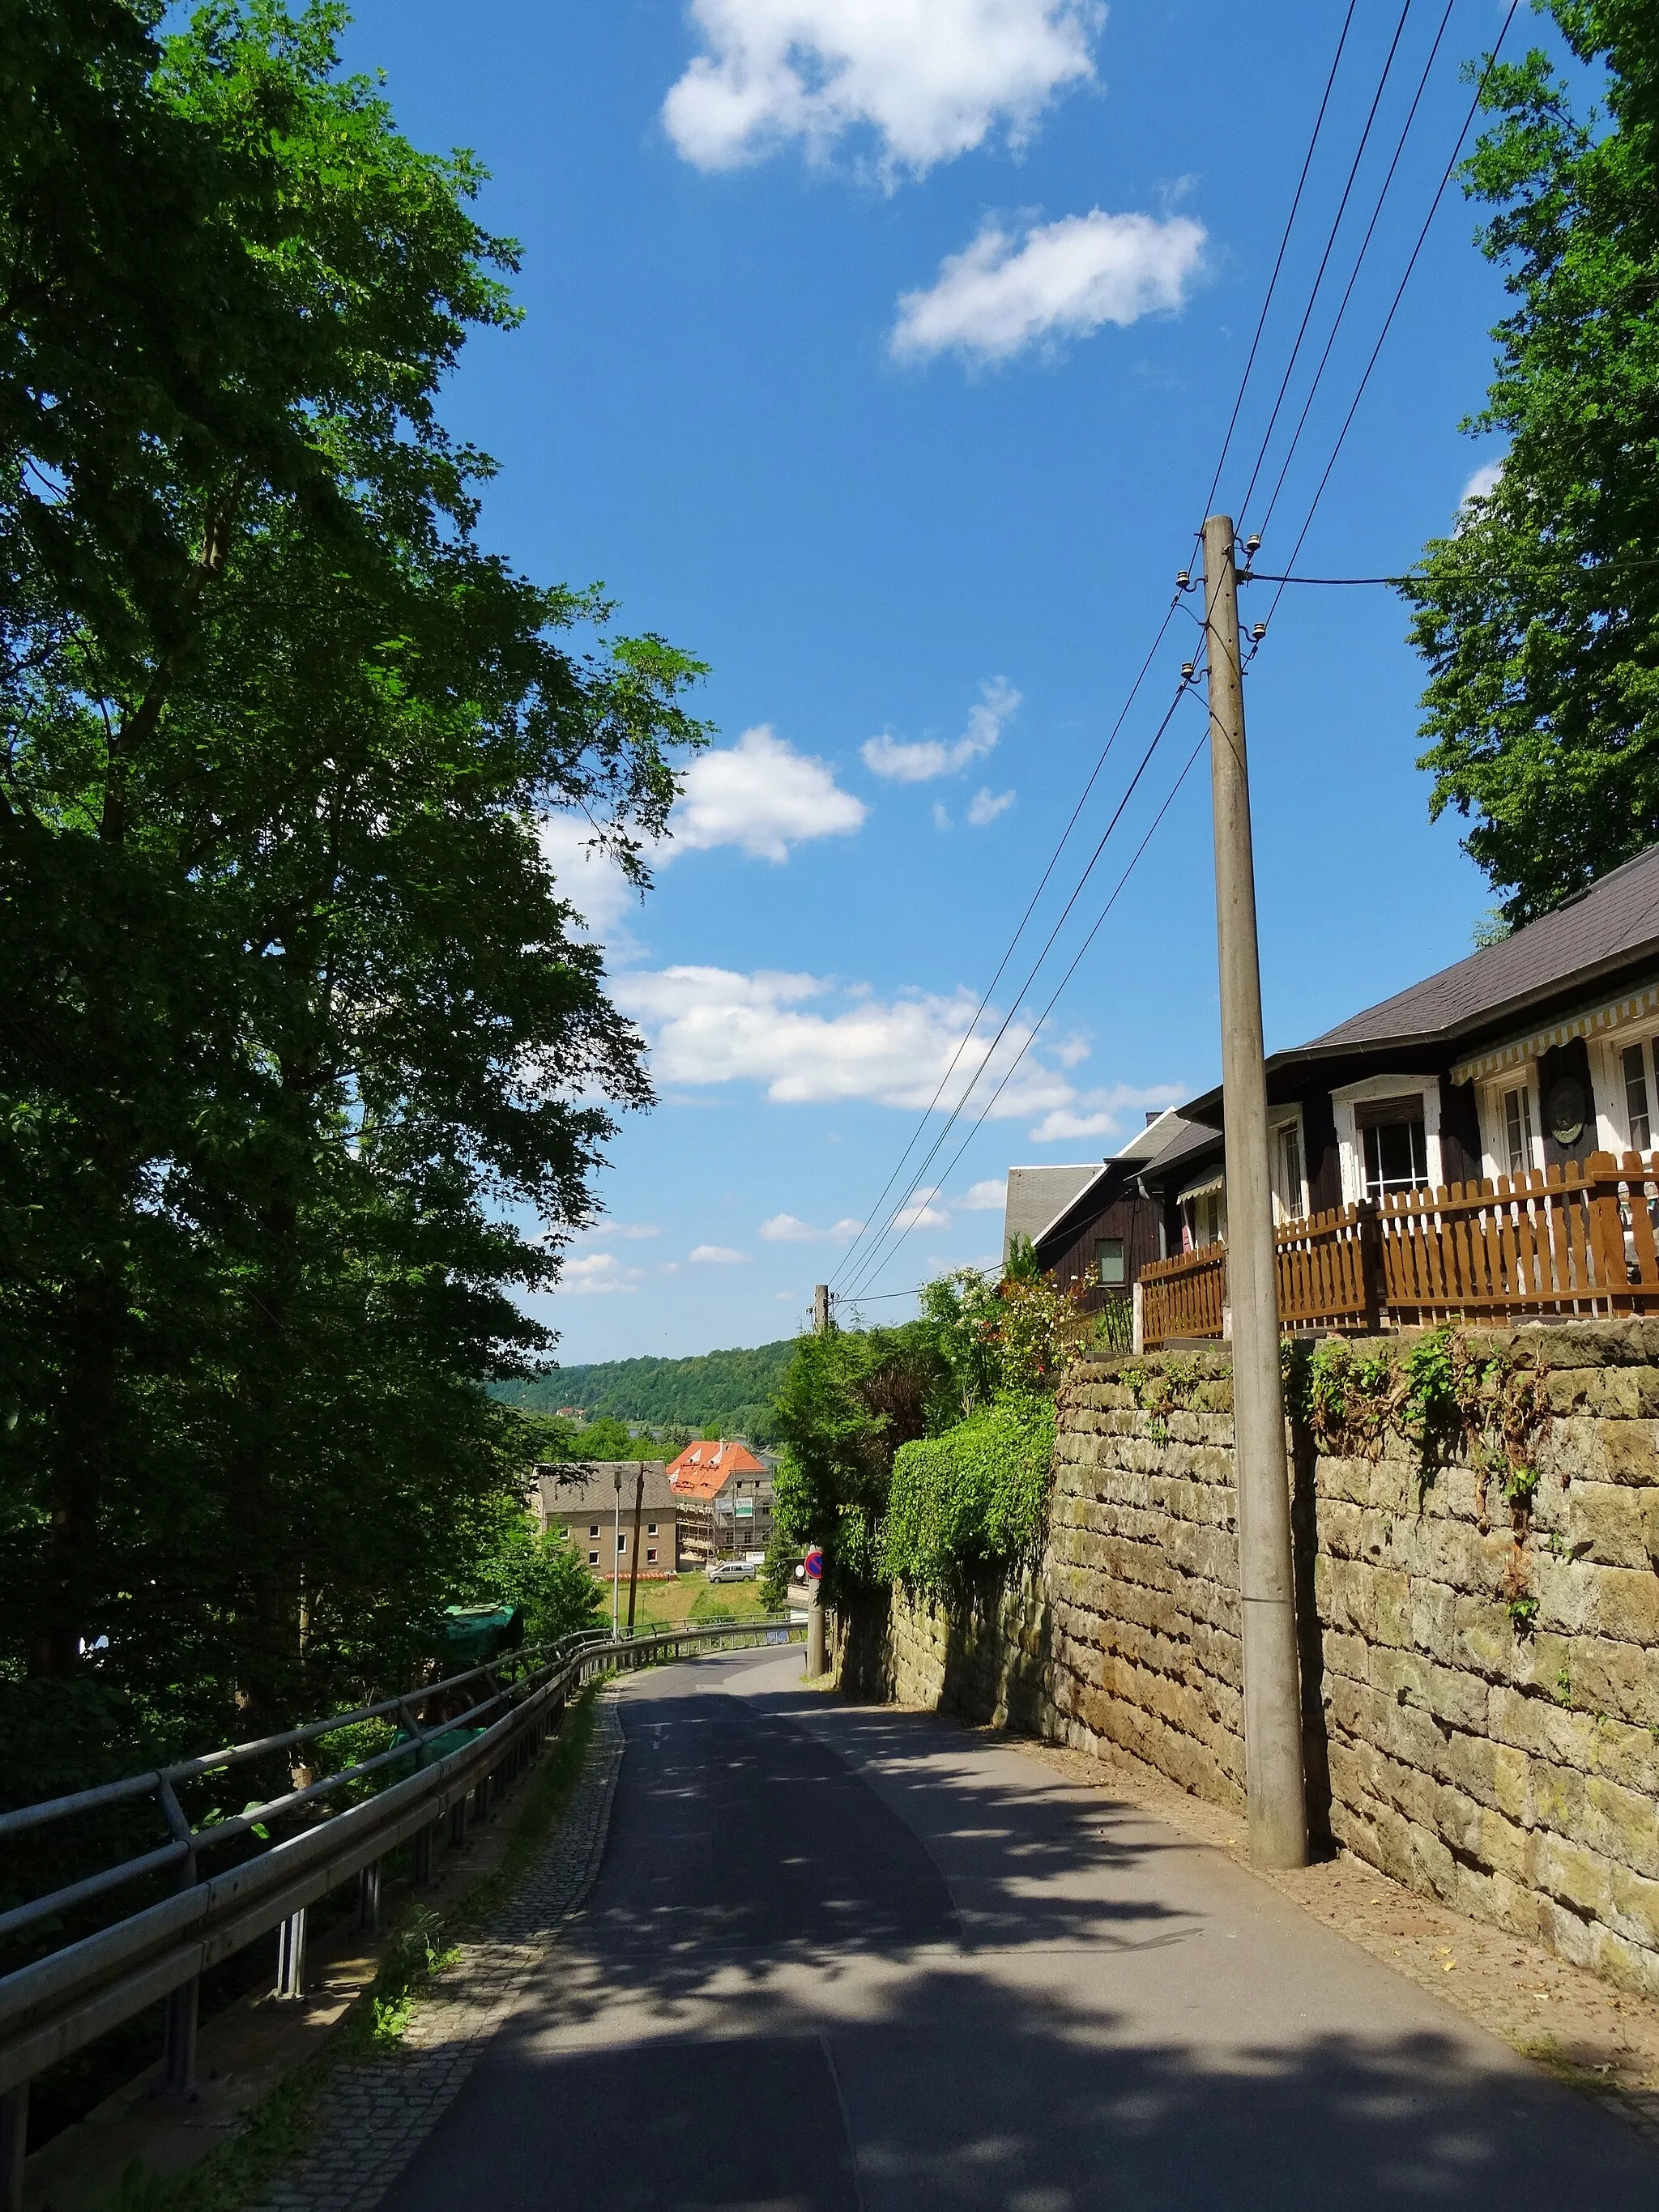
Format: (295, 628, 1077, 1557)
(252, 1692, 625, 2212)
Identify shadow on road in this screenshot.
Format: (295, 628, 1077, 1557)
(377, 1661, 1655, 2212)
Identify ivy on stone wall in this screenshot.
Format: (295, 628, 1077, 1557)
(1281, 1328, 1554, 1628)
(884, 1394, 1057, 1601)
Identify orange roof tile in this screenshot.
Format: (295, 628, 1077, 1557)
(666, 1438, 767, 1498)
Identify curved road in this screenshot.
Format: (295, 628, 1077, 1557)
(384, 1648, 1654, 2210)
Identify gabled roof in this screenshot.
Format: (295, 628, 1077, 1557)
(1002, 1164, 1100, 1255)
(1304, 844, 1659, 1058)
(1029, 1113, 1206, 1257)
(535, 1460, 678, 1515)
(666, 1438, 767, 1498)
(1179, 842, 1659, 1127)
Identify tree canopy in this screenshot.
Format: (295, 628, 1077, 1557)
(0, 2, 706, 1755)
(1404, 2, 1659, 923)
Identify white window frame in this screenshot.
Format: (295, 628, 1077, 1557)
(1178, 1173, 1226, 1250)
(1477, 1066, 1542, 1184)
(1330, 1075, 1442, 1205)
(1590, 1026, 1659, 1157)
(1269, 1106, 1307, 1224)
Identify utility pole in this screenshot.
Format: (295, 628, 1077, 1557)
(625, 1463, 646, 1632)
(612, 1464, 622, 1641)
(1202, 512, 1307, 1871)
(808, 1287, 830, 1674)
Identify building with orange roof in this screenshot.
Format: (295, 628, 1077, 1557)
(666, 1438, 774, 1562)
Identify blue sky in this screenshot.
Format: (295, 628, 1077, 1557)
(339, 0, 1541, 1363)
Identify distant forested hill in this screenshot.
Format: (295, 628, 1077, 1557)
(494, 1339, 798, 1444)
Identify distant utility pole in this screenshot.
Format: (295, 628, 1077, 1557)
(813, 1284, 830, 1334)
(612, 1464, 622, 1641)
(625, 1463, 646, 1633)
(1202, 512, 1308, 1872)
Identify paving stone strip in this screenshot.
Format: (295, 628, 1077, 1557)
(251, 1690, 625, 2212)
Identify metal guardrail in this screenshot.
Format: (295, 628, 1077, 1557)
(0, 1615, 801, 2209)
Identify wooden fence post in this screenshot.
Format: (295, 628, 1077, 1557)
(1355, 1199, 1382, 1333)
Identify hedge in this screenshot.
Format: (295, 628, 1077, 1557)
(883, 1392, 1056, 1599)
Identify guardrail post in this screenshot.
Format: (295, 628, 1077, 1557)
(2, 2082, 28, 2212)
(275, 1908, 306, 2000)
(357, 1856, 383, 1934)
(156, 1779, 200, 2097)
(450, 1800, 466, 1848)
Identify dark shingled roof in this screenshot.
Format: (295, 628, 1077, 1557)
(1299, 843, 1659, 1058)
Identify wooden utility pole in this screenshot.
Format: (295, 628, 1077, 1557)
(1202, 512, 1308, 1870)
(625, 1463, 646, 1632)
(813, 1284, 830, 1334)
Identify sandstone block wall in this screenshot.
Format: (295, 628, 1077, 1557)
(831, 1324, 1659, 2001)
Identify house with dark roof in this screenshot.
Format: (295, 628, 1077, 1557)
(1021, 1111, 1204, 1300)
(1137, 843, 1659, 1255)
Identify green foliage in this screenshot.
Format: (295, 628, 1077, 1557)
(1402, 2, 1659, 921)
(495, 1340, 795, 1447)
(885, 1396, 1057, 1600)
(770, 1323, 944, 1601)
(920, 1266, 1073, 1419)
(459, 1510, 603, 1646)
(1002, 1232, 1041, 1283)
(0, 2, 706, 1754)
(519, 1413, 675, 1463)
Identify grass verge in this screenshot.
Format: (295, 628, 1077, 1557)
(109, 1684, 605, 2212)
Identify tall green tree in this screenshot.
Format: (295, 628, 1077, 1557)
(0, 3, 706, 1728)
(1403, 2, 1659, 923)
(770, 1325, 943, 1602)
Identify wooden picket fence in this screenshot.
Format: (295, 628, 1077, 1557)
(1138, 1149, 1659, 1349)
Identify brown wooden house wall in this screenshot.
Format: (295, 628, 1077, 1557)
(1045, 1192, 1162, 1293)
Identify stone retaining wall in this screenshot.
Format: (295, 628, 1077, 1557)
(830, 1324, 1659, 2000)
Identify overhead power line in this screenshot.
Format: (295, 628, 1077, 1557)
(1200, 0, 1359, 523)
(827, 593, 1183, 1294)
(1261, 0, 1523, 629)
(847, 714, 1212, 1301)
(836, 675, 1198, 1302)
(1233, 0, 1417, 526)
(830, 5, 1486, 1306)
(1251, 0, 1461, 545)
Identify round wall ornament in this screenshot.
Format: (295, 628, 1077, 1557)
(1546, 1076, 1586, 1147)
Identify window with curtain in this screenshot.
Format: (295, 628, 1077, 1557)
(1623, 1042, 1651, 1152)
(1503, 1084, 1535, 1179)
(1273, 1123, 1305, 1220)
(1358, 1097, 1428, 1199)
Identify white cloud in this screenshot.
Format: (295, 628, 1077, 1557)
(591, 1221, 662, 1241)
(559, 1251, 642, 1296)
(1027, 1081, 1181, 1144)
(614, 965, 1075, 1117)
(967, 786, 1015, 825)
(958, 1177, 1007, 1211)
(761, 1212, 865, 1242)
(932, 802, 953, 832)
(1460, 459, 1503, 509)
(538, 815, 641, 933)
(673, 724, 866, 863)
(539, 727, 865, 922)
(893, 208, 1205, 364)
(896, 1186, 949, 1230)
(863, 677, 1019, 784)
(689, 1243, 749, 1264)
(662, 0, 1102, 179)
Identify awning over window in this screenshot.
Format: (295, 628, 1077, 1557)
(1450, 983, 1659, 1087)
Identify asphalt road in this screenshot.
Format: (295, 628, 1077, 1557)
(382, 1649, 1657, 2211)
